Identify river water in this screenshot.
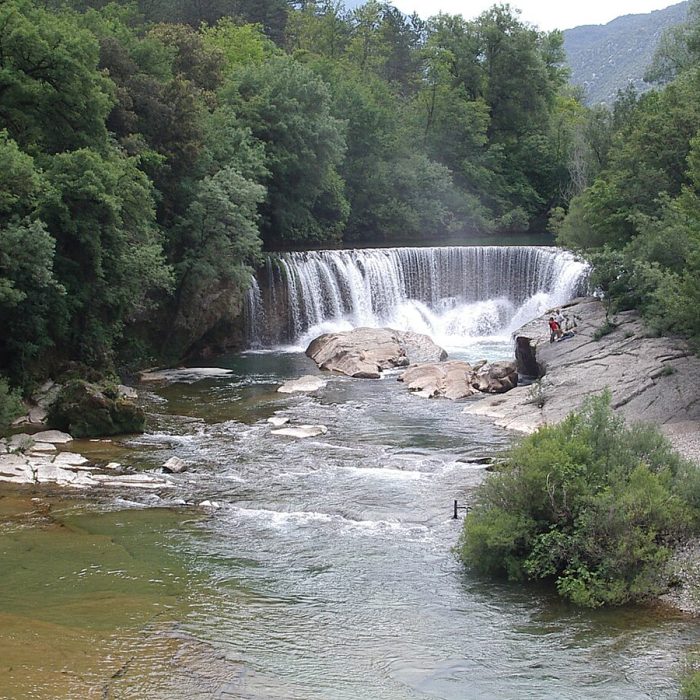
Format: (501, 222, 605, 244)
(1, 349, 698, 699)
(1, 245, 698, 698)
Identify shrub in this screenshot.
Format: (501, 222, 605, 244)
(682, 653, 700, 700)
(593, 319, 618, 340)
(457, 392, 699, 607)
(0, 376, 23, 430)
(525, 379, 548, 408)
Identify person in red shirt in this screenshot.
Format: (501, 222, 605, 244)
(548, 317, 563, 343)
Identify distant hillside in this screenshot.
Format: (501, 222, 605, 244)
(563, 2, 689, 105)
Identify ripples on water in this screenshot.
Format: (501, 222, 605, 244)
(1, 349, 698, 699)
(123, 351, 698, 699)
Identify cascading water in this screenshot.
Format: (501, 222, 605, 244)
(245, 246, 588, 354)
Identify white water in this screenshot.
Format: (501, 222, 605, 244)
(245, 246, 588, 354)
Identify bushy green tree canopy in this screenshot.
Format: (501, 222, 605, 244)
(459, 393, 700, 607)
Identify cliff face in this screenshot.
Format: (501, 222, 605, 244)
(464, 297, 700, 461)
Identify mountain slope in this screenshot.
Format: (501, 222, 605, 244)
(563, 2, 689, 105)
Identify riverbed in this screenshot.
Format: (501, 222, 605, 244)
(1, 349, 698, 699)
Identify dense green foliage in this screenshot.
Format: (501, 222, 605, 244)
(0, 0, 578, 391)
(558, 1, 700, 349)
(683, 654, 700, 700)
(458, 393, 700, 607)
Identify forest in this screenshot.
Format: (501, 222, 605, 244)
(0, 0, 698, 411)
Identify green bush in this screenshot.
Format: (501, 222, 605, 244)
(682, 652, 700, 700)
(0, 376, 23, 430)
(458, 392, 700, 607)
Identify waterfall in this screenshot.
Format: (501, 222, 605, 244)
(246, 246, 589, 351)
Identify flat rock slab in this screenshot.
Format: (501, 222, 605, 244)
(306, 327, 447, 378)
(267, 415, 290, 427)
(465, 297, 700, 463)
(277, 376, 327, 393)
(271, 425, 328, 438)
(139, 367, 233, 383)
(32, 430, 73, 444)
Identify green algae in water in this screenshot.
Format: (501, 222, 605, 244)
(0, 503, 206, 699)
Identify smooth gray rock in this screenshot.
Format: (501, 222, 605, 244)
(465, 297, 700, 443)
(399, 361, 477, 400)
(277, 376, 327, 393)
(267, 415, 290, 426)
(31, 430, 73, 444)
(471, 361, 518, 394)
(306, 327, 447, 378)
(163, 456, 188, 473)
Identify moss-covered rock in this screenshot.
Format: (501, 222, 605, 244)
(47, 379, 145, 438)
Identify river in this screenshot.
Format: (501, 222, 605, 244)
(0, 246, 698, 698)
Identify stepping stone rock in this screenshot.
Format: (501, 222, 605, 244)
(271, 425, 328, 438)
(32, 430, 73, 444)
(277, 376, 327, 394)
(163, 456, 187, 473)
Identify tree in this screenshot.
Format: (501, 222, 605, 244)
(0, 0, 113, 153)
(167, 166, 265, 353)
(223, 54, 348, 246)
(38, 148, 172, 366)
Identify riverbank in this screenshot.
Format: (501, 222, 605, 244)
(464, 296, 700, 465)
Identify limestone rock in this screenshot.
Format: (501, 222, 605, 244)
(268, 415, 290, 426)
(471, 361, 518, 394)
(31, 430, 73, 444)
(163, 456, 188, 474)
(399, 361, 477, 400)
(28, 406, 47, 424)
(306, 327, 447, 378)
(465, 298, 700, 450)
(277, 375, 327, 394)
(47, 379, 145, 438)
(271, 425, 328, 438)
(118, 385, 138, 399)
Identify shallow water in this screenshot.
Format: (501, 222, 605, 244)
(1, 349, 698, 699)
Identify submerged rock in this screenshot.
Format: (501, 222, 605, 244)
(271, 425, 328, 438)
(277, 376, 327, 393)
(47, 380, 145, 438)
(306, 327, 447, 378)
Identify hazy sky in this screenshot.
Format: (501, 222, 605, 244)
(391, 0, 682, 31)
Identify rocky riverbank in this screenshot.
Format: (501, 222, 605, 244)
(464, 297, 700, 465)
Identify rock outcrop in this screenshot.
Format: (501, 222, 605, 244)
(398, 360, 518, 399)
(464, 298, 700, 449)
(47, 379, 146, 438)
(306, 327, 447, 378)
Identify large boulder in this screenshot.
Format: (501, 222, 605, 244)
(306, 327, 447, 378)
(47, 380, 146, 438)
(399, 361, 478, 399)
(471, 360, 518, 394)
